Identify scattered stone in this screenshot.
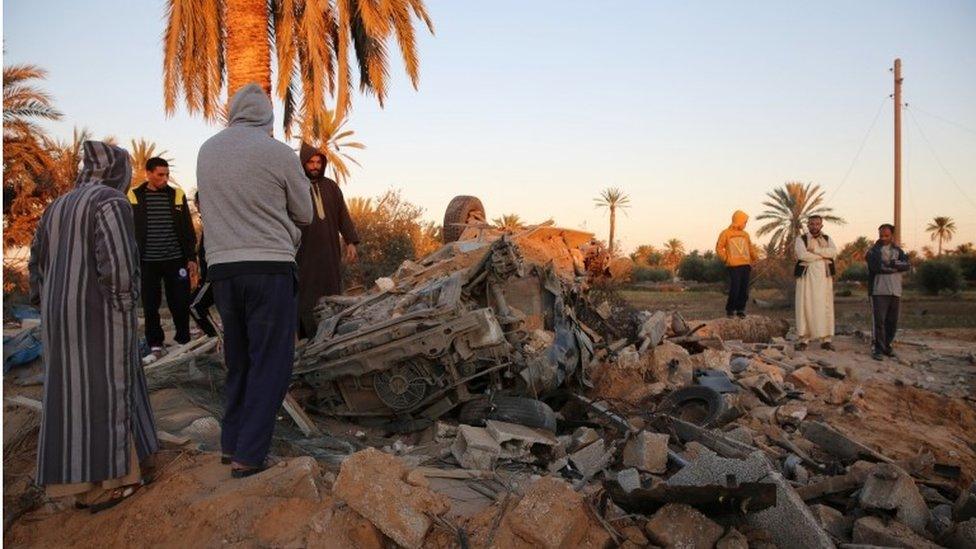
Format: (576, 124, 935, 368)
(716, 527, 749, 549)
(374, 277, 395, 292)
(493, 477, 591, 548)
(434, 421, 457, 441)
(620, 524, 650, 546)
(745, 359, 786, 383)
(570, 426, 601, 452)
(809, 503, 853, 541)
(644, 503, 724, 549)
(852, 516, 941, 549)
(547, 456, 569, 474)
(724, 425, 757, 446)
(801, 421, 888, 462)
(954, 481, 976, 521)
(616, 467, 642, 493)
(786, 366, 829, 395)
(730, 356, 751, 374)
(569, 438, 612, 478)
(652, 341, 692, 385)
(760, 347, 786, 362)
(638, 310, 669, 348)
(622, 431, 669, 474)
(306, 506, 386, 549)
(617, 346, 641, 369)
(858, 463, 930, 534)
(942, 518, 976, 549)
(334, 448, 449, 549)
(826, 381, 853, 405)
(688, 349, 733, 374)
(668, 451, 834, 548)
(451, 425, 502, 470)
(775, 403, 808, 427)
(929, 503, 954, 538)
(738, 374, 786, 405)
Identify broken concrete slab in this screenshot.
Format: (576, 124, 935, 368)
(809, 503, 853, 541)
(644, 503, 724, 549)
(334, 448, 449, 549)
(492, 477, 591, 549)
(786, 366, 829, 394)
(622, 431, 669, 474)
(616, 468, 642, 493)
(651, 341, 692, 385)
(858, 463, 931, 534)
(569, 438, 612, 478)
(306, 505, 387, 549)
(451, 424, 502, 470)
(668, 450, 834, 549)
(570, 426, 601, 452)
(485, 419, 557, 460)
(851, 516, 941, 549)
(801, 421, 892, 463)
(738, 374, 786, 405)
(796, 460, 875, 501)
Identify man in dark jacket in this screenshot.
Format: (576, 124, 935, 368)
(128, 157, 197, 353)
(296, 142, 360, 339)
(866, 224, 911, 361)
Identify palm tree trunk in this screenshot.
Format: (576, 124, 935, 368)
(225, 0, 272, 100)
(938, 236, 943, 256)
(609, 206, 616, 255)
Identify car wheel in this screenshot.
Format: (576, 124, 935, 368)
(655, 386, 727, 427)
(442, 195, 485, 244)
(457, 396, 557, 433)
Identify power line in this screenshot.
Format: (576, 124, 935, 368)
(905, 107, 976, 210)
(908, 104, 976, 137)
(827, 96, 889, 203)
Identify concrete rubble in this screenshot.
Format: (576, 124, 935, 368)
(7, 218, 975, 549)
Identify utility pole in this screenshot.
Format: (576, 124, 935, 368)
(893, 58, 903, 245)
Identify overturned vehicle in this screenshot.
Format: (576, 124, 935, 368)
(292, 201, 617, 430)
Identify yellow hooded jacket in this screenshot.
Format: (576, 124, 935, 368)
(716, 210, 758, 267)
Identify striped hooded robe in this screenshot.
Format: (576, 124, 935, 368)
(28, 141, 159, 486)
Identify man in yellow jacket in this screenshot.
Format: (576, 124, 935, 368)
(716, 210, 759, 318)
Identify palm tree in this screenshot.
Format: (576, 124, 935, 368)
(163, 0, 434, 140)
(128, 138, 178, 188)
(593, 187, 630, 255)
(662, 238, 685, 273)
(839, 236, 872, 263)
(926, 216, 956, 256)
(3, 64, 62, 213)
(756, 181, 844, 256)
(299, 110, 365, 184)
(492, 214, 524, 231)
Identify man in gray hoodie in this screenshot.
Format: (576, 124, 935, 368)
(196, 83, 312, 477)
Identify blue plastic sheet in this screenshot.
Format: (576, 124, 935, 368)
(3, 327, 42, 373)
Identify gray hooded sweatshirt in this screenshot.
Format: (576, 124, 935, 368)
(196, 84, 313, 266)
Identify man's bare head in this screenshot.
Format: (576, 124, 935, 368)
(878, 224, 895, 245)
(807, 215, 823, 236)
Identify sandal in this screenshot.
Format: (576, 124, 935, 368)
(88, 485, 141, 514)
(230, 455, 280, 478)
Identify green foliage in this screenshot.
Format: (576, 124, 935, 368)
(915, 259, 963, 295)
(955, 254, 976, 282)
(633, 267, 671, 283)
(678, 252, 726, 283)
(839, 262, 868, 282)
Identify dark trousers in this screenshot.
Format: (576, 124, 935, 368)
(142, 259, 191, 347)
(726, 265, 752, 314)
(871, 295, 900, 353)
(213, 273, 297, 467)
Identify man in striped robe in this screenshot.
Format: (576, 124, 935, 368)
(28, 141, 159, 509)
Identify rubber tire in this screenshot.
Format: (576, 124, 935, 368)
(457, 396, 558, 433)
(655, 385, 727, 427)
(442, 195, 486, 244)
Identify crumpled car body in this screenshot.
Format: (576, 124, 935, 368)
(293, 228, 599, 422)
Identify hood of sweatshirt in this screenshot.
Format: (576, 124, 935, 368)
(730, 210, 749, 230)
(227, 83, 274, 133)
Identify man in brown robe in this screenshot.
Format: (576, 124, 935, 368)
(297, 143, 360, 338)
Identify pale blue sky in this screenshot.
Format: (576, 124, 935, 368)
(5, 0, 975, 252)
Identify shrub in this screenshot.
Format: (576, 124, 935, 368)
(633, 267, 671, 282)
(955, 254, 976, 282)
(915, 259, 963, 295)
(839, 262, 868, 282)
(678, 254, 726, 283)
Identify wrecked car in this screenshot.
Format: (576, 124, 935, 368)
(293, 202, 607, 429)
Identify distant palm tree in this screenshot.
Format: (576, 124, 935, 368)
(630, 244, 661, 267)
(594, 187, 630, 255)
(952, 242, 974, 256)
(926, 216, 956, 256)
(3, 63, 62, 212)
(346, 196, 374, 220)
(128, 138, 177, 188)
(839, 236, 872, 263)
(163, 0, 434, 139)
(299, 111, 365, 185)
(492, 214, 525, 231)
(756, 181, 844, 256)
(662, 238, 685, 273)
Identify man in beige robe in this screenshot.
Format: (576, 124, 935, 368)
(794, 216, 838, 351)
